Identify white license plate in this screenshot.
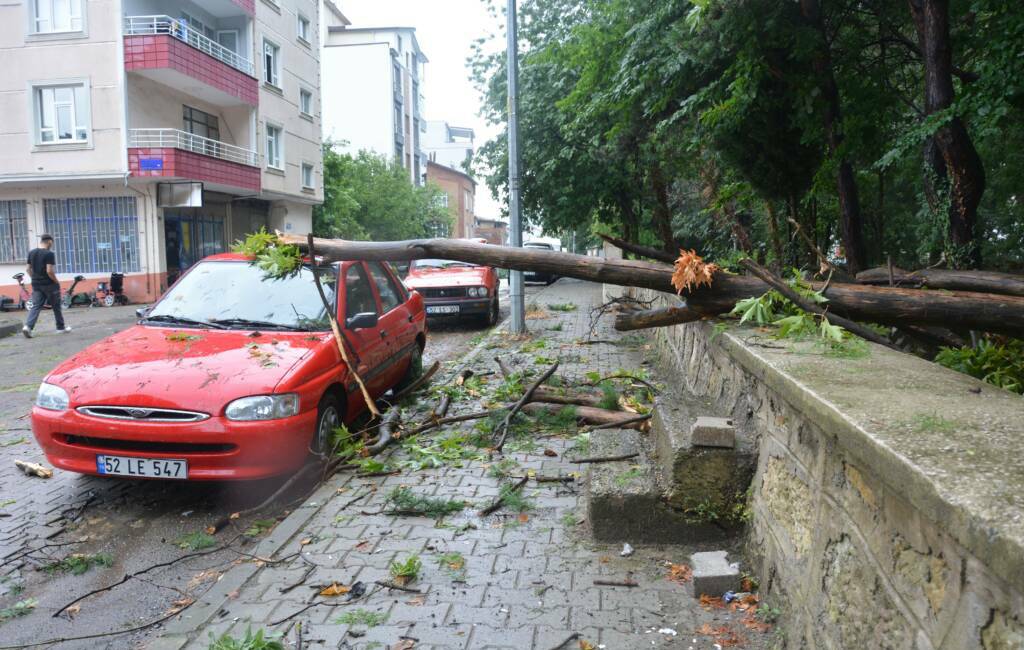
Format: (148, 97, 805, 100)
(96, 454, 188, 479)
(426, 305, 460, 314)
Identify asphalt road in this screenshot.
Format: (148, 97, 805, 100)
(0, 280, 544, 649)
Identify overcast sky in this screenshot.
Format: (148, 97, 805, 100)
(340, 0, 506, 220)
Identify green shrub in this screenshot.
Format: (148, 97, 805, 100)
(935, 338, 1024, 394)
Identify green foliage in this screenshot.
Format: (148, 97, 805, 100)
(496, 482, 534, 513)
(175, 531, 217, 551)
(0, 598, 37, 622)
(385, 487, 465, 518)
(436, 552, 467, 579)
(389, 555, 423, 582)
(231, 230, 302, 279)
(596, 382, 620, 411)
(910, 413, 958, 434)
(935, 338, 1024, 394)
(314, 145, 452, 241)
(243, 519, 277, 537)
(614, 467, 644, 487)
(43, 552, 113, 576)
(487, 458, 520, 479)
(397, 432, 487, 470)
(335, 609, 389, 627)
(208, 627, 284, 650)
(546, 302, 577, 312)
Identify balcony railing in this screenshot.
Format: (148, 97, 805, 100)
(124, 15, 254, 77)
(128, 129, 259, 167)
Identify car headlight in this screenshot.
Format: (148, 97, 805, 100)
(225, 394, 300, 421)
(36, 383, 69, 411)
(467, 286, 488, 298)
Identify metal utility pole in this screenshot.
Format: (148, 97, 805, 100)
(506, 0, 525, 334)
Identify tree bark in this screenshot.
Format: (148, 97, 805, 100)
(597, 233, 676, 265)
(615, 305, 704, 331)
(908, 0, 986, 267)
(856, 267, 1024, 297)
(649, 164, 677, 254)
(281, 235, 1024, 337)
(800, 0, 867, 274)
(520, 402, 646, 430)
(765, 201, 785, 267)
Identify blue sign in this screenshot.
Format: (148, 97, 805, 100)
(140, 158, 164, 171)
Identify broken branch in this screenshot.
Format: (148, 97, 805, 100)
(569, 453, 640, 464)
(478, 476, 529, 516)
(391, 360, 440, 403)
(494, 361, 559, 452)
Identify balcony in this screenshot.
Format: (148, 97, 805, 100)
(124, 16, 258, 107)
(128, 129, 260, 194)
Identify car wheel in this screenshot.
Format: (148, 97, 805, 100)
(394, 343, 424, 393)
(483, 297, 499, 327)
(313, 394, 341, 456)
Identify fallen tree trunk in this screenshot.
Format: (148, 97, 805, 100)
(532, 386, 606, 408)
(521, 402, 646, 430)
(615, 304, 704, 331)
(281, 235, 1024, 337)
(857, 267, 1024, 297)
(597, 233, 677, 265)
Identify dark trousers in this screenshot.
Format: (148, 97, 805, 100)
(25, 285, 65, 331)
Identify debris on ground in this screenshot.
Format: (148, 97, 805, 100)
(14, 459, 53, 478)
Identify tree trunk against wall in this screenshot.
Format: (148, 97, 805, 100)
(799, 0, 867, 274)
(649, 164, 678, 254)
(908, 0, 986, 268)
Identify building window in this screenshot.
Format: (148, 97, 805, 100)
(32, 0, 83, 34)
(263, 39, 280, 87)
(434, 194, 449, 209)
(0, 201, 28, 264)
(265, 123, 283, 169)
(301, 163, 314, 189)
(33, 82, 90, 144)
(393, 63, 402, 95)
(43, 197, 140, 273)
(297, 14, 311, 43)
(299, 89, 312, 116)
(394, 103, 402, 135)
(182, 106, 219, 140)
(395, 144, 403, 162)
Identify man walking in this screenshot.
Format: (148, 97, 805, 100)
(22, 234, 71, 337)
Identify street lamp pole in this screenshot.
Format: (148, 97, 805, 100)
(506, 0, 525, 334)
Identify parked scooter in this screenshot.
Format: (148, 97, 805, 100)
(93, 273, 128, 307)
(13, 273, 33, 310)
(61, 275, 89, 309)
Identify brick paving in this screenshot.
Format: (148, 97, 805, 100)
(163, 280, 771, 650)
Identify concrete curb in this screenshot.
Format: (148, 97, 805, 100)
(0, 320, 22, 339)
(151, 312, 517, 648)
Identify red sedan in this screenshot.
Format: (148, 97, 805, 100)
(31, 254, 426, 480)
(403, 257, 500, 327)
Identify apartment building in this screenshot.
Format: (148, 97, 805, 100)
(0, 0, 325, 303)
(423, 121, 473, 172)
(322, 26, 427, 185)
(425, 160, 474, 240)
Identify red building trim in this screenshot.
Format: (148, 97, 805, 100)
(128, 148, 261, 193)
(124, 35, 259, 106)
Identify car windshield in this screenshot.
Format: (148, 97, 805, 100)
(147, 261, 335, 330)
(413, 258, 477, 270)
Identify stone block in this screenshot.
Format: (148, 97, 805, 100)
(691, 416, 736, 448)
(690, 550, 740, 597)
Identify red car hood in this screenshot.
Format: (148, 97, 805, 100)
(405, 267, 489, 288)
(45, 325, 325, 414)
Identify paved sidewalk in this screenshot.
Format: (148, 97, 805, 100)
(156, 280, 770, 650)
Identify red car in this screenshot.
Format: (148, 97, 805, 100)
(31, 254, 426, 481)
(403, 257, 500, 327)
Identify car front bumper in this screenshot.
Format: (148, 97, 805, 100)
(423, 298, 491, 317)
(31, 406, 317, 481)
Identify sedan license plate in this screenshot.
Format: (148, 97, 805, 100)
(96, 454, 187, 479)
(426, 305, 460, 315)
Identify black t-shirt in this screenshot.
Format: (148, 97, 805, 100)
(27, 248, 56, 287)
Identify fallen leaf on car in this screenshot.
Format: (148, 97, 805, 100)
(319, 583, 351, 597)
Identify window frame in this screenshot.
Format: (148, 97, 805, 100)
(262, 38, 281, 88)
(301, 162, 315, 190)
(299, 88, 313, 117)
(0, 201, 29, 265)
(296, 13, 311, 44)
(369, 262, 405, 313)
(30, 79, 91, 147)
(30, 0, 85, 36)
(343, 263, 380, 322)
(265, 122, 284, 171)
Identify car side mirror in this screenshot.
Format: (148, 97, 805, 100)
(136, 306, 152, 319)
(346, 312, 378, 330)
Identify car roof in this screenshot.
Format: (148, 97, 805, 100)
(199, 253, 343, 267)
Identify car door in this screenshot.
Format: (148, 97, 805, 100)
(339, 262, 388, 397)
(367, 261, 413, 388)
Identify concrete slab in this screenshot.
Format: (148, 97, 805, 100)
(690, 550, 740, 597)
(691, 416, 736, 448)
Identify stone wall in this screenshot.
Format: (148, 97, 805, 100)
(630, 289, 1024, 650)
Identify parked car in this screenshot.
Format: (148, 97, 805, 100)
(403, 255, 500, 327)
(31, 254, 426, 481)
(523, 241, 559, 284)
